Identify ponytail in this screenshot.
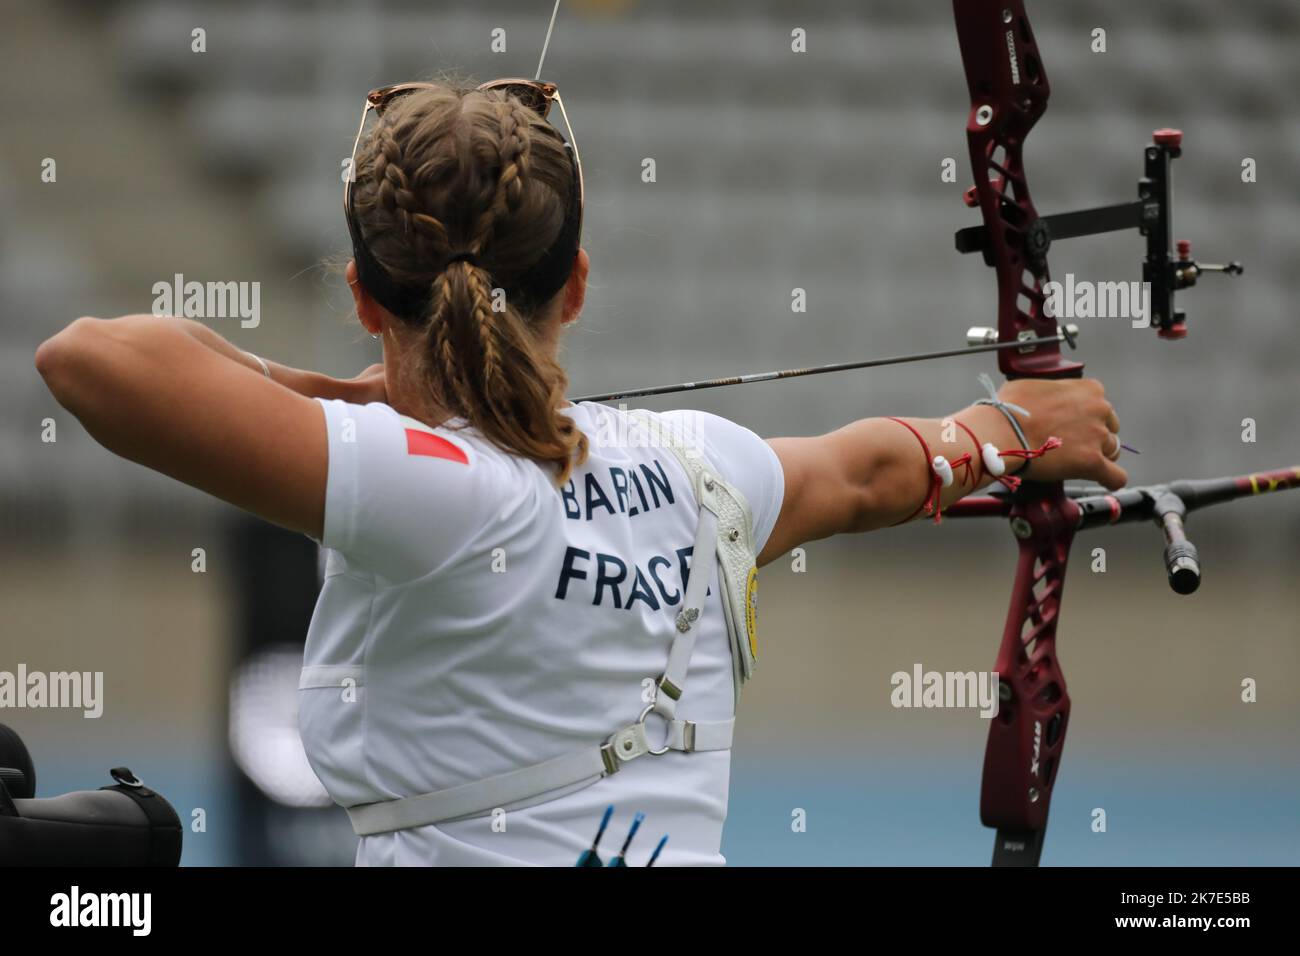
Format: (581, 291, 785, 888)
(422, 259, 587, 484)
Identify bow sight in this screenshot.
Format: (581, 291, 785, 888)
(956, 127, 1243, 342)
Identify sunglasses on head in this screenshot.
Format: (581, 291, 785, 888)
(343, 78, 584, 314)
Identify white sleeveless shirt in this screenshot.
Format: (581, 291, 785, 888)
(302, 399, 784, 866)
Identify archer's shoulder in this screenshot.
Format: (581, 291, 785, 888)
(315, 397, 529, 484)
(572, 403, 783, 518)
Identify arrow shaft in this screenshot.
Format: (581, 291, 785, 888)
(571, 333, 1069, 404)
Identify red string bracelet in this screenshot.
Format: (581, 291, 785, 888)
(885, 417, 973, 525)
(954, 420, 1063, 489)
(887, 418, 1065, 525)
(953, 419, 1022, 492)
(1001, 436, 1064, 469)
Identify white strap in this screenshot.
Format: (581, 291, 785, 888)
(640, 410, 759, 695)
(666, 717, 734, 752)
(655, 489, 718, 720)
(344, 716, 734, 836)
(347, 746, 609, 836)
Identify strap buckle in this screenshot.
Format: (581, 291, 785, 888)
(598, 740, 621, 775)
(598, 706, 671, 774)
(656, 674, 682, 702)
(110, 766, 143, 788)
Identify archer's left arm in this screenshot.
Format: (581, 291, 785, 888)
(757, 378, 1125, 565)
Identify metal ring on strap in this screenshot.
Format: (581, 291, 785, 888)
(636, 704, 671, 756)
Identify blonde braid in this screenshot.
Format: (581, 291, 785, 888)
(427, 272, 473, 413)
(468, 98, 533, 254)
(463, 262, 508, 400)
(373, 123, 452, 264)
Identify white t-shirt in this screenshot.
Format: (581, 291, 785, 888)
(301, 399, 784, 866)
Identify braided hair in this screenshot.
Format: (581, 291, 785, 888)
(350, 84, 587, 483)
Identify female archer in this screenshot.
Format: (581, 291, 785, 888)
(35, 80, 1126, 865)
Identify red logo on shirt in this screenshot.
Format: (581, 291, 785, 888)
(404, 429, 468, 465)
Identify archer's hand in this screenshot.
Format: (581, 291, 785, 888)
(342, 364, 388, 405)
(996, 378, 1127, 490)
(275, 363, 388, 404)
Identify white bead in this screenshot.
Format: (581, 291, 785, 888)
(981, 442, 1006, 477)
(932, 455, 954, 487)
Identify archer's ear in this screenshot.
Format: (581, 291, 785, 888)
(560, 248, 589, 326)
(346, 260, 384, 336)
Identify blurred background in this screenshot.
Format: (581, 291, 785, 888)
(1, 0, 1297, 865)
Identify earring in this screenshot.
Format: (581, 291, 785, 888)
(370, 332, 381, 340)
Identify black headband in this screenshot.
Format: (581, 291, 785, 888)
(350, 140, 582, 320)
